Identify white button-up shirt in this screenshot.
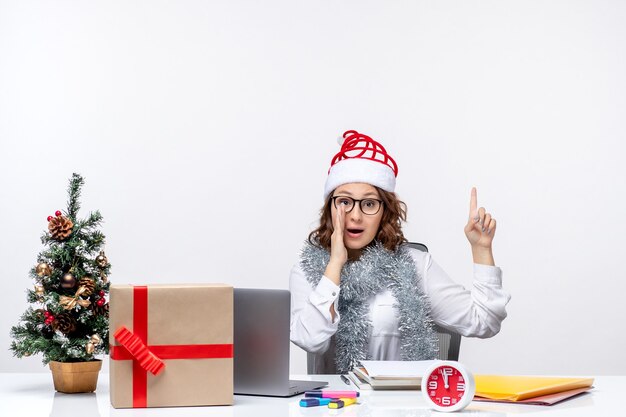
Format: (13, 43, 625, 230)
(290, 247, 511, 359)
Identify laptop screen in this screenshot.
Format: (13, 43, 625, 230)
(233, 288, 291, 395)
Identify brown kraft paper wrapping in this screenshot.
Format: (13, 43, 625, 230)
(109, 284, 233, 408)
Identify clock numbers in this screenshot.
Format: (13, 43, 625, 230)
(436, 396, 458, 405)
(422, 361, 476, 412)
(426, 366, 466, 404)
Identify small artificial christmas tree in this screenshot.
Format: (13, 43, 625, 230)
(10, 173, 111, 366)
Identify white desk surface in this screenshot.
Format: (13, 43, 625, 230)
(0, 373, 617, 416)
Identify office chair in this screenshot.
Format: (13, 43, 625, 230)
(305, 241, 461, 374)
(405, 242, 462, 362)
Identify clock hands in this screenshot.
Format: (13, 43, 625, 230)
(441, 368, 451, 389)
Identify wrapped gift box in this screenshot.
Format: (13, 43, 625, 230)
(109, 284, 233, 408)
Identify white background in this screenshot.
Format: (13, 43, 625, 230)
(1, 0, 624, 376)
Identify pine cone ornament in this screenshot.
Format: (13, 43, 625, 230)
(48, 216, 74, 241)
(78, 277, 95, 296)
(51, 312, 77, 334)
(91, 302, 109, 317)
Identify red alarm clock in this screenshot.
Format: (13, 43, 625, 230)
(421, 361, 475, 412)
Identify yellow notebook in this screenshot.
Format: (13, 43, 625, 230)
(474, 375, 594, 401)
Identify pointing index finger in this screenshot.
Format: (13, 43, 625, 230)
(469, 187, 478, 219)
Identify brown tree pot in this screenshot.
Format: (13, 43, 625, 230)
(49, 359, 102, 393)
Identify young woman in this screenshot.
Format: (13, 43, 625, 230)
(290, 130, 511, 374)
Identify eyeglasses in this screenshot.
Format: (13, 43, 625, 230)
(331, 196, 383, 215)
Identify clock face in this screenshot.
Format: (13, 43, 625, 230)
(422, 363, 474, 412)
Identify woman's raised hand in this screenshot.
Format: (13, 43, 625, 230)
(325, 205, 347, 319)
(464, 187, 496, 249)
(329, 205, 348, 268)
(323, 205, 347, 287)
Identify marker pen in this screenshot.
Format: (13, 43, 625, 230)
(299, 398, 332, 407)
(304, 390, 360, 398)
(328, 397, 358, 409)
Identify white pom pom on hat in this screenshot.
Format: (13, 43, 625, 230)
(324, 130, 398, 199)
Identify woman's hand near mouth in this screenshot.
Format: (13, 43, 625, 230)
(324, 205, 347, 321)
(325, 205, 348, 286)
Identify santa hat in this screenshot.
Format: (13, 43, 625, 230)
(324, 130, 398, 199)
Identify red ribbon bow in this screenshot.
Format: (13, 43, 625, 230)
(113, 326, 165, 375)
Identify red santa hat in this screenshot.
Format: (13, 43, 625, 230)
(324, 130, 398, 199)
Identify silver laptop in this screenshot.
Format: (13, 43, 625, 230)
(234, 288, 327, 396)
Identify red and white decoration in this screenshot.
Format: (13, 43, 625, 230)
(324, 130, 398, 198)
(421, 360, 476, 412)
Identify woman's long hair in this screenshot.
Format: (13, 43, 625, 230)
(308, 186, 408, 252)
